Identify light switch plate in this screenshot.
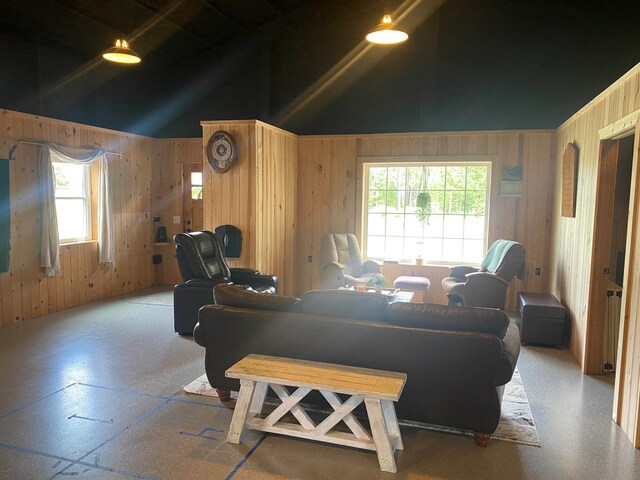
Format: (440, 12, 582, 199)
(173, 216, 181, 224)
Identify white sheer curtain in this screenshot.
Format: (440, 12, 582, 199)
(39, 143, 114, 276)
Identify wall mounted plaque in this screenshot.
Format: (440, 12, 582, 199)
(562, 143, 578, 217)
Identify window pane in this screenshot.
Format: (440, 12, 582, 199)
(404, 238, 423, 260)
(405, 214, 423, 237)
(369, 168, 388, 190)
(368, 214, 386, 235)
(369, 190, 387, 212)
(466, 166, 487, 190)
(445, 166, 466, 190)
(443, 239, 463, 262)
(56, 199, 87, 240)
(191, 186, 202, 200)
(424, 238, 443, 262)
(367, 236, 386, 258)
(463, 239, 484, 263)
(443, 215, 464, 238)
(406, 167, 422, 191)
(426, 166, 445, 190)
(54, 163, 86, 197)
(464, 215, 485, 240)
(385, 236, 403, 259)
(191, 171, 203, 186)
(465, 190, 486, 215)
(444, 191, 465, 214)
(423, 214, 444, 237)
(388, 167, 405, 193)
(428, 190, 444, 214)
(385, 214, 405, 236)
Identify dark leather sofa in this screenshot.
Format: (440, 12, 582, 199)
(173, 231, 277, 335)
(193, 284, 521, 446)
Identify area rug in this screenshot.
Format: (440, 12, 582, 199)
(128, 291, 173, 306)
(183, 367, 540, 447)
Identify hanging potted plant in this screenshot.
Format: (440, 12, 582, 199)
(416, 190, 431, 224)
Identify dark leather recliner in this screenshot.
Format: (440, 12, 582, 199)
(441, 239, 525, 309)
(173, 230, 277, 335)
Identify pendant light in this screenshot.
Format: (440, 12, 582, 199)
(366, 14, 408, 45)
(102, 36, 141, 64)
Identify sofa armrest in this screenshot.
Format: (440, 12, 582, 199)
(465, 271, 509, 286)
(230, 267, 260, 276)
(323, 261, 346, 271)
(184, 278, 229, 288)
(494, 321, 521, 386)
(363, 259, 382, 274)
(231, 272, 278, 291)
(449, 265, 478, 278)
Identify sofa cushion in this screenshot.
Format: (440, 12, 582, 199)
(385, 302, 509, 338)
(298, 289, 388, 322)
(213, 283, 301, 312)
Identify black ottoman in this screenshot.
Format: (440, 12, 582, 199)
(518, 292, 566, 348)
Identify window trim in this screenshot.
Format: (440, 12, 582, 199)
(53, 162, 92, 244)
(358, 155, 494, 266)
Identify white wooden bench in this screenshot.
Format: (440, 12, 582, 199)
(225, 354, 407, 473)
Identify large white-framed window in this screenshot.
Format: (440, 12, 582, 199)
(53, 162, 91, 243)
(363, 161, 491, 265)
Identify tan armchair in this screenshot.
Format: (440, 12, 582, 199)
(319, 233, 385, 289)
(441, 239, 525, 309)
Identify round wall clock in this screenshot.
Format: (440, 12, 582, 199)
(206, 130, 237, 173)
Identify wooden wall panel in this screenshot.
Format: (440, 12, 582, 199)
(201, 122, 257, 270)
(0, 109, 157, 326)
(296, 131, 556, 309)
(255, 123, 297, 295)
(550, 62, 640, 446)
(200, 121, 297, 295)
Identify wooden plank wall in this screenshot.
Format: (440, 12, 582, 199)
(201, 121, 297, 295)
(150, 138, 201, 285)
(254, 123, 298, 295)
(550, 62, 640, 446)
(0, 109, 156, 326)
(296, 131, 556, 310)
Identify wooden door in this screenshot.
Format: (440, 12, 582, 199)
(182, 163, 204, 233)
(584, 140, 619, 373)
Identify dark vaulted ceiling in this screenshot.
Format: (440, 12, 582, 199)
(1, 0, 640, 137)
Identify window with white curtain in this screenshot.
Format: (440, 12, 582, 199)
(53, 162, 91, 242)
(363, 161, 491, 265)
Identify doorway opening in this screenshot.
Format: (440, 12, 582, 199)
(585, 134, 634, 376)
(183, 163, 203, 233)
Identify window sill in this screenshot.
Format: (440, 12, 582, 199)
(59, 239, 97, 247)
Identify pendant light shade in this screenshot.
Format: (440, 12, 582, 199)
(102, 36, 141, 64)
(366, 14, 408, 45)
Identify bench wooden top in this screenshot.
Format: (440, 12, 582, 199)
(225, 354, 407, 401)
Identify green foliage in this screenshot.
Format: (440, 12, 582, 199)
(53, 164, 70, 189)
(367, 276, 387, 287)
(416, 190, 431, 224)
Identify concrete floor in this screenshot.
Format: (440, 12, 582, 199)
(0, 287, 639, 479)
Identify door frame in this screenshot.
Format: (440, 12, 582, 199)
(584, 110, 640, 446)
